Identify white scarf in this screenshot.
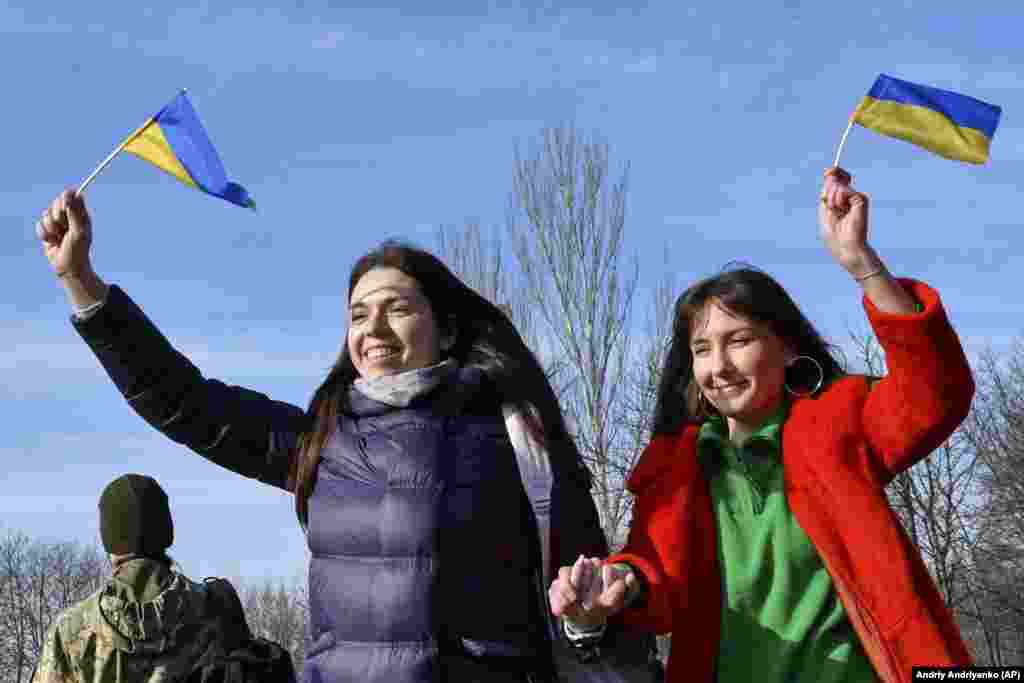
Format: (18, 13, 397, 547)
(503, 403, 554, 586)
(351, 359, 458, 407)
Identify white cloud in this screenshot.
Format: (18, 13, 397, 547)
(958, 332, 1021, 359)
(623, 56, 658, 75)
(107, 7, 688, 99)
(941, 292, 1024, 316)
(0, 431, 309, 582)
(969, 70, 1024, 93)
(3, 322, 339, 401)
(0, 429, 303, 574)
(991, 126, 1023, 161)
(661, 216, 696, 227)
(4, 330, 102, 372)
(312, 29, 347, 50)
(0, 5, 74, 34)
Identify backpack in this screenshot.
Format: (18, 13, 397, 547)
(187, 578, 298, 683)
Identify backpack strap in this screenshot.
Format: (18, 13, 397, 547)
(202, 577, 251, 652)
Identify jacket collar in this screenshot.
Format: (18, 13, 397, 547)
(98, 560, 194, 655)
(696, 398, 789, 469)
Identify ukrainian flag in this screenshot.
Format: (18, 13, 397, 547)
(852, 74, 1001, 164)
(122, 91, 255, 208)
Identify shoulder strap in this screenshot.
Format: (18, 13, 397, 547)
(502, 403, 562, 646)
(202, 577, 251, 651)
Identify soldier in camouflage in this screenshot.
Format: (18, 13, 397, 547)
(31, 474, 239, 683)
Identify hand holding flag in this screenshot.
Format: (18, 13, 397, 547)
(817, 167, 879, 281)
(36, 187, 110, 315)
(816, 166, 920, 314)
(37, 189, 93, 281)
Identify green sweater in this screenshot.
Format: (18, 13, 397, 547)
(697, 403, 876, 682)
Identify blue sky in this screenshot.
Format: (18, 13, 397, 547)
(3, 1, 1022, 584)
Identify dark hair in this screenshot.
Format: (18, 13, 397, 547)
(652, 266, 845, 435)
(293, 240, 585, 526)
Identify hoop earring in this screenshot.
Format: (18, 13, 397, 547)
(784, 355, 824, 397)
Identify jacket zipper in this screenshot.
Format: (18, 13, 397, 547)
(734, 450, 764, 515)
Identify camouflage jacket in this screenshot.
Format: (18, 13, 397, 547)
(31, 559, 235, 683)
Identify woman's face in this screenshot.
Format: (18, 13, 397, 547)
(347, 267, 446, 380)
(690, 300, 790, 430)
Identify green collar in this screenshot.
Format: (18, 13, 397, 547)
(109, 557, 173, 604)
(697, 397, 790, 466)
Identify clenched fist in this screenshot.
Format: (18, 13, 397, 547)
(37, 189, 93, 279)
(817, 167, 883, 280)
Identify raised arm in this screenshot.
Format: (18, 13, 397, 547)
(857, 278, 973, 480)
(817, 169, 974, 480)
(37, 190, 309, 490)
(818, 167, 917, 315)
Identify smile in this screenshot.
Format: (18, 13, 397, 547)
(365, 347, 400, 360)
(713, 382, 748, 393)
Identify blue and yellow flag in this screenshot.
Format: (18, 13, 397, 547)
(122, 91, 255, 208)
(852, 74, 1001, 164)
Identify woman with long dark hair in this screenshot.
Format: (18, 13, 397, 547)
(547, 167, 975, 683)
(35, 189, 612, 682)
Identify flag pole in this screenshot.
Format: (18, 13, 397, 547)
(75, 118, 154, 197)
(832, 116, 855, 168)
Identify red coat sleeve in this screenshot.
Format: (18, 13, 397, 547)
(606, 433, 689, 634)
(860, 278, 974, 482)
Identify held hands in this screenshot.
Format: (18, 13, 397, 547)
(549, 556, 636, 630)
(36, 189, 94, 280)
(817, 167, 884, 281)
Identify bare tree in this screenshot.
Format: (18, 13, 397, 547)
(0, 530, 105, 683)
(0, 531, 33, 683)
(845, 327, 1024, 665)
(25, 540, 106, 669)
(0, 529, 320, 677)
(613, 253, 677, 548)
(508, 125, 639, 545)
(956, 343, 1024, 665)
(434, 217, 575, 398)
(239, 577, 310, 667)
(437, 129, 675, 664)
(435, 220, 516, 329)
(436, 128, 678, 549)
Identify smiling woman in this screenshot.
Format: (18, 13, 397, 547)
(547, 167, 976, 683)
(288, 241, 615, 681)
(346, 266, 447, 380)
(676, 269, 843, 445)
(35, 186, 622, 682)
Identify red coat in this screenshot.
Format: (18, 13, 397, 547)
(608, 279, 974, 683)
